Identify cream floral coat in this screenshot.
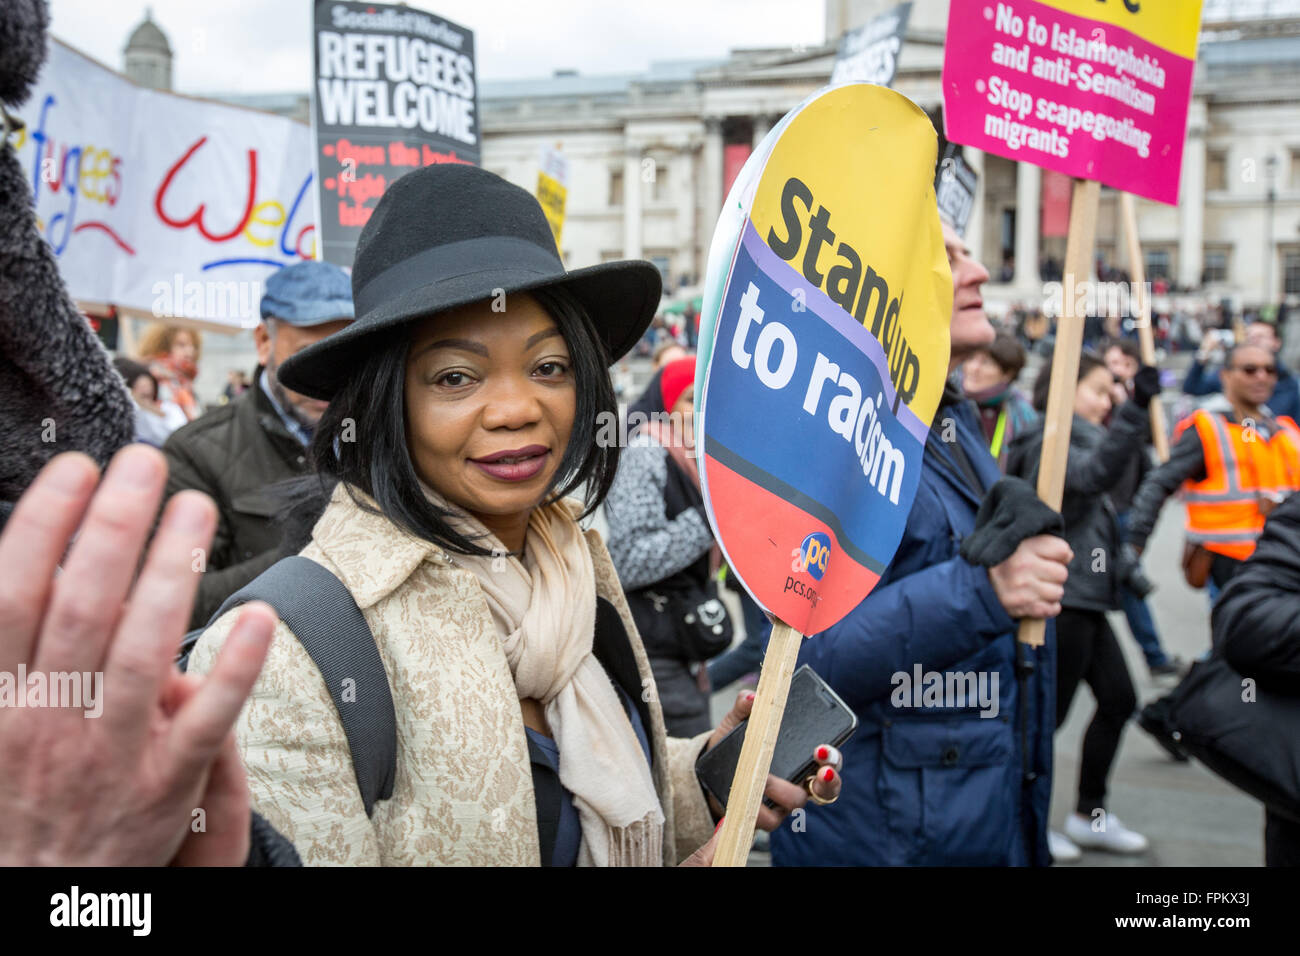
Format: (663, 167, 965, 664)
(189, 484, 717, 865)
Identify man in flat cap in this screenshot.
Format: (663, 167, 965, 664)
(164, 261, 353, 628)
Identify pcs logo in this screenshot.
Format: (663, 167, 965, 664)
(798, 532, 831, 581)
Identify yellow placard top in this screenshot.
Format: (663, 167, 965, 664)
(1035, 0, 1202, 61)
(748, 84, 952, 428)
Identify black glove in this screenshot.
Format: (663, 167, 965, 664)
(959, 476, 1065, 568)
(1131, 365, 1161, 409)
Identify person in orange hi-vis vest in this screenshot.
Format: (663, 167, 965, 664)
(1126, 343, 1300, 594)
(1125, 342, 1300, 763)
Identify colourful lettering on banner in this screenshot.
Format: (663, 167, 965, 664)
(22, 82, 316, 271)
(153, 136, 317, 269)
(26, 94, 132, 256)
(696, 84, 951, 636)
(941, 0, 1203, 205)
(16, 39, 318, 324)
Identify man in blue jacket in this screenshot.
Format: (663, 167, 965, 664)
(771, 221, 1072, 866)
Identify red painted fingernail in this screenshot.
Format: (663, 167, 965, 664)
(714, 817, 726, 834)
(744, 692, 755, 702)
(816, 745, 830, 761)
(822, 767, 835, 783)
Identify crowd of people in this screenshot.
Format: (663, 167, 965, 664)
(7, 166, 1300, 868)
(4, 0, 1299, 871)
(952, 301, 1300, 865)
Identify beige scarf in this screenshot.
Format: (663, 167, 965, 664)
(423, 485, 664, 866)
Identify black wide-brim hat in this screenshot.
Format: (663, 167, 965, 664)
(279, 163, 662, 400)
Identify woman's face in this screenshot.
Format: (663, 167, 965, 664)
(1074, 365, 1114, 425)
(1104, 346, 1138, 384)
(170, 331, 197, 367)
(961, 350, 1010, 393)
(129, 374, 157, 404)
(404, 294, 576, 532)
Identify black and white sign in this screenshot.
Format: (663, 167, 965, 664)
(935, 144, 978, 239)
(312, 1, 479, 267)
(829, 2, 912, 88)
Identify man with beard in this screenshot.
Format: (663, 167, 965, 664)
(163, 261, 353, 628)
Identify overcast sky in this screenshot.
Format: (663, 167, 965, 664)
(48, 0, 828, 94)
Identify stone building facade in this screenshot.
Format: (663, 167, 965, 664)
(480, 0, 1300, 315)
(118, 0, 1300, 319)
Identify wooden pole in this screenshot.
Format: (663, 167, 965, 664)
(712, 619, 805, 866)
(1018, 178, 1101, 648)
(1119, 192, 1170, 463)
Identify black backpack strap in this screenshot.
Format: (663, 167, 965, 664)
(179, 556, 396, 817)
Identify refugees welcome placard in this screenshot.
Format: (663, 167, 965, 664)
(312, 0, 479, 266)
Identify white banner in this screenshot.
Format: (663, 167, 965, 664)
(12, 40, 316, 329)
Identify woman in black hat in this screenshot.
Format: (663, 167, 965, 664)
(184, 164, 843, 866)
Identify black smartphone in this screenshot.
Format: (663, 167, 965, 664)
(695, 664, 858, 808)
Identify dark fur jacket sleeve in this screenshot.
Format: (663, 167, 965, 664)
(0, 0, 135, 502)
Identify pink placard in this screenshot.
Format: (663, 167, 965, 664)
(942, 0, 1196, 205)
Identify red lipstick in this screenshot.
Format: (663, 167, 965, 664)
(469, 445, 549, 482)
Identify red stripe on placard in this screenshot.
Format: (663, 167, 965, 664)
(704, 453, 879, 635)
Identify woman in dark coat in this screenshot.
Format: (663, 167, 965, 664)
(1008, 350, 1160, 859)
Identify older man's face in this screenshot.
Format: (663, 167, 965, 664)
(255, 318, 351, 428)
(944, 222, 994, 367)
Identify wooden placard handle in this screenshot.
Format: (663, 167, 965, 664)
(1119, 192, 1170, 463)
(1017, 178, 1101, 647)
(711, 619, 805, 866)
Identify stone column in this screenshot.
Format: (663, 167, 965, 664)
(752, 114, 772, 150)
(700, 117, 725, 246)
(623, 142, 643, 261)
(1013, 161, 1041, 290)
(1178, 98, 1208, 289)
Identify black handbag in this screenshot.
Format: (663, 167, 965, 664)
(632, 580, 734, 663)
(1165, 653, 1300, 824)
(671, 581, 734, 661)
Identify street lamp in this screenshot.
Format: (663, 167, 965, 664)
(1265, 154, 1278, 310)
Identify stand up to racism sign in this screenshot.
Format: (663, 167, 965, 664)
(312, 1, 479, 267)
(696, 84, 951, 865)
(942, 0, 1202, 205)
(695, 84, 952, 638)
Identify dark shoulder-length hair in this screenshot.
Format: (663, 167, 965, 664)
(304, 285, 619, 556)
(1031, 348, 1107, 413)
